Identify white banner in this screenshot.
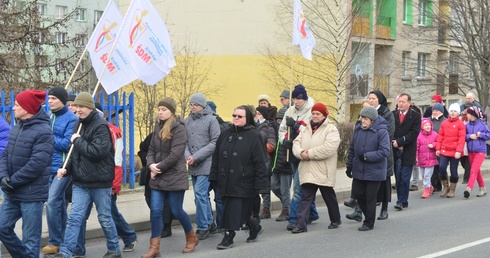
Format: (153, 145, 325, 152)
(292, 0, 316, 60)
(121, 0, 176, 85)
(86, 0, 138, 94)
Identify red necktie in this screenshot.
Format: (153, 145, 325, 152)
(399, 112, 406, 124)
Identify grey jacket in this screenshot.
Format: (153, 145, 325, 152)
(185, 105, 221, 176)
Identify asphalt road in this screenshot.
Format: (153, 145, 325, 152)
(82, 179, 490, 258)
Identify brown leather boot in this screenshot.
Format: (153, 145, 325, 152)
(182, 230, 199, 253)
(440, 180, 449, 197)
(141, 237, 161, 258)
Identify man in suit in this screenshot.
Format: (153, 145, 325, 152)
(392, 93, 421, 210)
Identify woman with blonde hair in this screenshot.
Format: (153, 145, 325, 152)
(142, 97, 198, 258)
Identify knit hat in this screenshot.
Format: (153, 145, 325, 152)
(311, 102, 329, 117)
(158, 97, 176, 114)
(257, 94, 271, 103)
(207, 101, 217, 113)
(360, 106, 378, 121)
(432, 103, 444, 113)
(466, 106, 484, 119)
(291, 84, 308, 100)
(432, 94, 443, 104)
(277, 107, 287, 119)
(190, 93, 207, 107)
(280, 90, 290, 99)
(67, 95, 76, 102)
(16, 90, 46, 115)
(448, 103, 460, 114)
(256, 106, 269, 119)
(48, 86, 68, 105)
(74, 92, 95, 109)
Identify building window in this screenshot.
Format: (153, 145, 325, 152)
(35, 55, 48, 67)
(55, 5, 68, 19)
(417, 53, 428, 78)
(418, 0, 432, 26)
(403, 0, 413, 25)
(79, 60, 87, 72)
(74, 34, 86, 47)
(402, 51, 410, 77)
(76, 8, 86, 21)
(56, 32, 67, 45)
(56, 59, 66, 72)
(94, 10, 103, 23)
(448, 52, 459, 75)
(37, 3, 47, 15)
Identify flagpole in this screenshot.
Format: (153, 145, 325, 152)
(58, 0, 135, 176)
(286, 45, 294, 162)
(63, 48, 88, 90)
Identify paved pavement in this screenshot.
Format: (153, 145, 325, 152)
(2, 158, 490, 255)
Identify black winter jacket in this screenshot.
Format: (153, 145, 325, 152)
(67, 110, 115, 188)
(210, 124, 269, 197)
(0, 109, 54, 202)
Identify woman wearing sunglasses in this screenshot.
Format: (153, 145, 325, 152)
(210, 105, 269, 250)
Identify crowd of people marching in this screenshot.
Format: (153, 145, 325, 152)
(0, 86, 489, 258)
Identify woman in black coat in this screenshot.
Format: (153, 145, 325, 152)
(209, 105, 269, 250)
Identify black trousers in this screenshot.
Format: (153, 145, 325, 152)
(296, 183, 340, 229)
(352, 179, 381, 228)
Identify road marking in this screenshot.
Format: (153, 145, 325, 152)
(418, 237, 490, 257)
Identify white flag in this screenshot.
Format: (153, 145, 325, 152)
(292, 0, 316, 60)
(86, 0, 138, 94)
(120, 0, 176, 85)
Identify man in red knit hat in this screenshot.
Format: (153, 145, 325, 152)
(423, 94, 448, 118)
(0, 90, 54, 258)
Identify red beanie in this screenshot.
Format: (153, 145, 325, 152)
(16, 90, 46, 115)
(431, 94, 443, 103)
(311, 102, 329, 117)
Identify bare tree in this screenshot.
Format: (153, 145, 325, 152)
(261, 0, 391, 122)
(0, 0, 93, 93)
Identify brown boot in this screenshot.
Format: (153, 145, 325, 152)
(447, 180, 458, 198)
(141, 237, 161, 258)
(440, 180, 449, 197)
(276, 208, 290, 221)
(182, 230, 199, 253)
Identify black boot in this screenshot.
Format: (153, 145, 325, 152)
(346, 205, 362, 222)
(246, 217, 263, 243)
(217, 230, 235, 250)
(161, 223, 172, 238)
(377, 209, 388, 220)
(343, 198, 357, 208)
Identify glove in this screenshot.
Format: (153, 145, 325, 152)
(0, 177, 14, 194)
(283, 139, 293, 149)
(285, 117, 296, 127)
(358, 154, 365, 161)
(345, 167, 352, 178)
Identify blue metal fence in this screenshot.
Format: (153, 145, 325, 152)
(0, 90, 137, 188)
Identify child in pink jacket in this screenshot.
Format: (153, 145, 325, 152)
(416, 118, 438, 198)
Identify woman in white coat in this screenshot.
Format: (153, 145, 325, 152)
(290, 102, 341, 233)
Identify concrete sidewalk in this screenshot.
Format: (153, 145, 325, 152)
(3, 158, 490, 254)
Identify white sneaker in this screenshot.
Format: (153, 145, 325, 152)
(476, 187, 487, 197)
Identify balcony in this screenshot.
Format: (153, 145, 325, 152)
(376, 16, 392, 39)
(352, 16, 371, 38)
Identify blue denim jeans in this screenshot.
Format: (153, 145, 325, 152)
(208, 180, 223, 227)
(438, 155, 460, 179)
(46, 174, 72, 245)
(59, 185, 120, 257)
(0, 197, 44, 258)
(192, 175, 214, 231)
(395, 165, 413, 206)
(151, 189, 193, 238)
(112, 194, 137, 246)
(288, 162, 318, 224)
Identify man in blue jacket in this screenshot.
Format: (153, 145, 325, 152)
(0, 90, 54, 258)
(42, 86, 79, 255)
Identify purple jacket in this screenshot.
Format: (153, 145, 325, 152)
(466, 119, 490, 153)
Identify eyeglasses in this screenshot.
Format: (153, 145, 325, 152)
(232, 114, 244, 119)
(188, 103, 199, 108)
